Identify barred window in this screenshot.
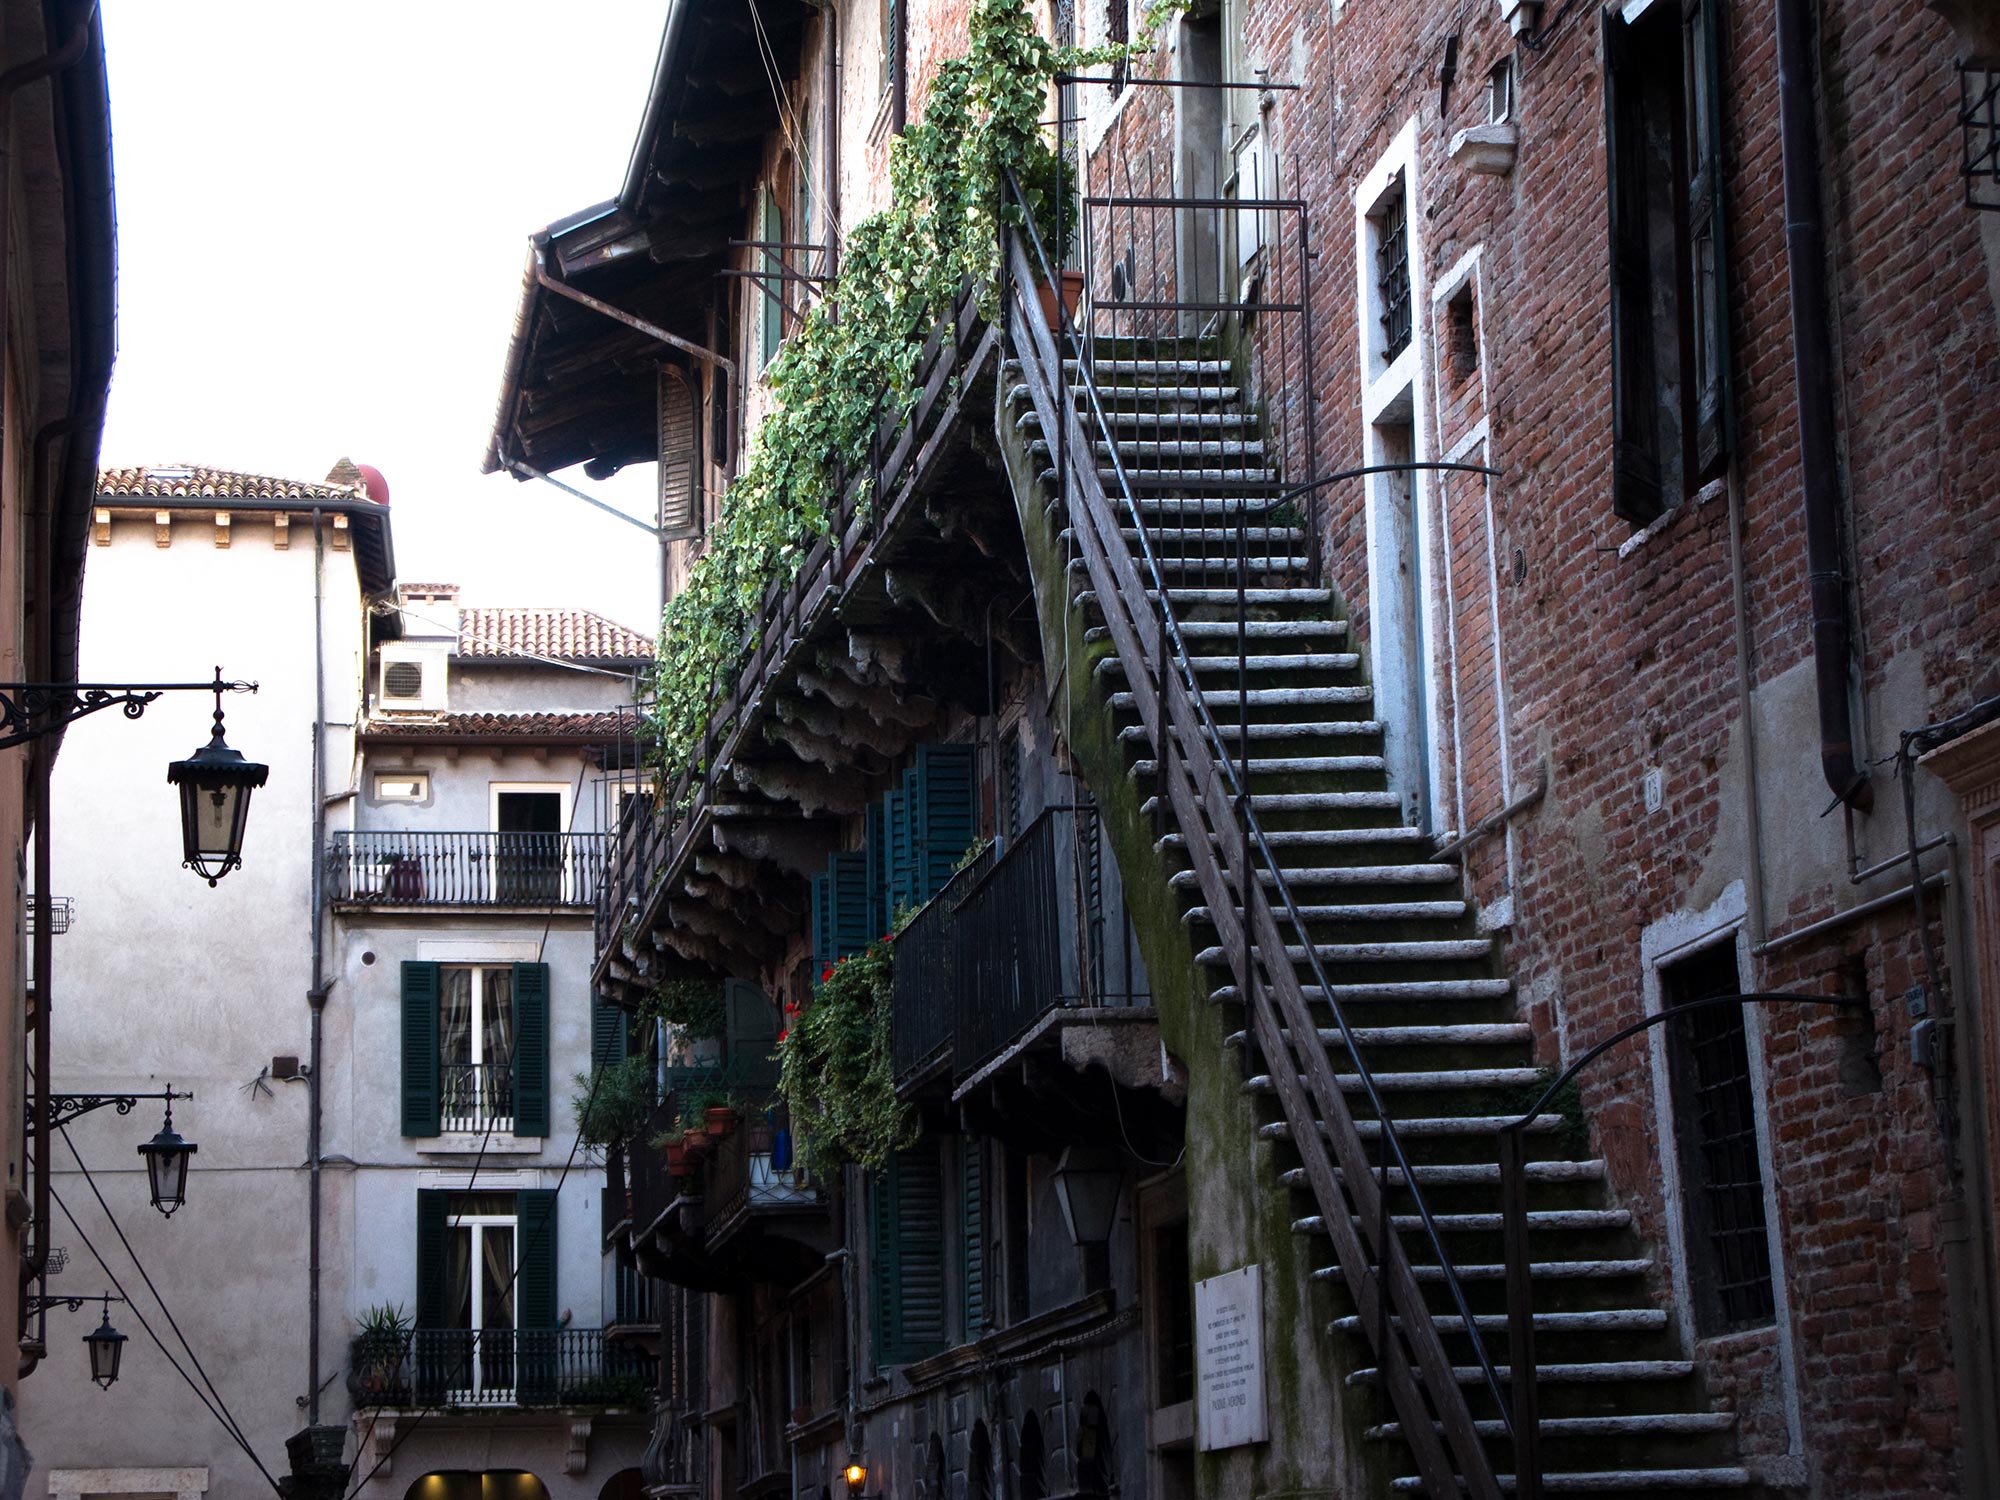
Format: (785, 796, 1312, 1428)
(1662, 941, 1776, 1334)
(1375, 175, 1412, 361)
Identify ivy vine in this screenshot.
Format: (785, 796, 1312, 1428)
(776, 940, 913, 1174)
(649, 0, 1179, 784)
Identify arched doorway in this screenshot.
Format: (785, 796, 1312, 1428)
(403, 1473, 549, 1500)
(1018, 1409, 1046, 1499)
(598, 1470, 647, 1500)
(969, 1420, 993, 1500)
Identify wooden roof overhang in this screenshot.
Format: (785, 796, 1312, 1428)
(483, 0, 814, 482)
(595, 303, 1035, 1002)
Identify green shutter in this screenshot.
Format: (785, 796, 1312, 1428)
(1682, 0, 1731, 477)
(869, 1146, 946, 1365)
(726, 980, 778, 1080)
(414, 1188, 450, 1402)
(591, 995, 630, 1069)
(812, 871, 834, 971)
(960, 1137, 987, 1341)
(517, 1188, 560, 1403)
(913, 744, 977, 902)
(1603, 8, 1665, 526)
(401, 962, 441, 1138)
(865, 801, 890, 935)
(512, 962, 551, 1137)
(759, 190, 784, 369)
(885, 785, 914, 919)
(830, 851, 873, 956)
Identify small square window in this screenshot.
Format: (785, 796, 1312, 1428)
(1488, 58, 1515, 124)
(374, 772, 429, 802)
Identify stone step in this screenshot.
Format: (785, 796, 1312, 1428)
(1282, 1160, 1606, 1191)
(1367, 1413, 1735, 1443)
(1190, 899, 1468, 924)
(1111, 686, 1373, 712)
(1062, 524, 1305, 550)
(1249, 1067, 1543, 1098)
(1196, 938, 1493, 967)
(1035, 437, 1272, 462)
(1292, 1208, 1632, 1236)
(1348, 1360, 1694, 1389)
(1081, 586, 1333, 607)
(1131, 723, 1386, 747)
(1149, 791, 1402, 820)
(1310, 1258, 1653, 1286)
(1210, 977, 1512, 1006)
(1388, 1470, 1751, 1494)
(1017, 405, 1256, 434)
(1173, 863, 1458, 888)
(1088, 619, 1348, 643)
(1070, 552, 1309, 576)
(1237, 1023, 1532, 1051)
(1264, 1115, 1563, 1143)
(1097, 651, 1360, 678)
(1064, 356, 1233, 375)
(1332, 1309, 1667, 1337)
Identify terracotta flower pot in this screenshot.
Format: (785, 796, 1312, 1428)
(684, 1126, 710, 1156)
(665, 1142, 688, 1174)
(705, 1106, 734, 1138)
(1037, 269, 1084, 331)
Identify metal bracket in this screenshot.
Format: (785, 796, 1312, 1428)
(0, 678, 255, 751)
(35, 1088, 192, 1136)
(25, 1292, 122, 1316)
(1962, 59, 2000, 211)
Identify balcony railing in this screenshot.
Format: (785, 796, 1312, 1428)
(440, 1063, 512, 1133)
(892, 805, 1149, 1084)
(328, 831, 609, 907)
(349, 1327, 654, 1409)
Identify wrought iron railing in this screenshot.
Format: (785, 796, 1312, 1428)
(440, 1062, 513, 1133)
(327, 831, 609, 907)
(351, 1327, 653, 1409)
(1004, 173, 1505, 1499)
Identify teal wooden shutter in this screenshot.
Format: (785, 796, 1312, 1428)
(865, 800, 890, 935)
(1682, 0, 1731, 478)
(913, 744, 976, 901)
(759, 190, 784, 369)
(726, 980, 778, 1079)
(512, 962, 551, 1137)
(812, 871, 835, 971)
(414, 1188, 449, 1401)
(401, 962, 441, 1138)
(886, 785, 914, 918)
(830, 851, 872, 956)
(516, 1188, 560, 1402)
(960, 1137, 987, 1340)
(1603, 9, 1664, 526)
(591, 995, 629, 1069)
(869, 1145, 947, 1365)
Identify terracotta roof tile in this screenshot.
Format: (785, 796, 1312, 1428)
(97, 464, 372, 503)
(457, 607, 654, 663)
(363, 710, 635, 742)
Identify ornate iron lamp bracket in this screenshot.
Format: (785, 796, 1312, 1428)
(35, 1088, 193, 1136)
(25, 1292, 122, 1316)
(0, 677, 256, 751)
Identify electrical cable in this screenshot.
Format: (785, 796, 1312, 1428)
(48, 1182, 286, 1496)
(57, 1125, 258, 1455)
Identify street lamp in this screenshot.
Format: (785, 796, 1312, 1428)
(166, 667, 268, 885)
(136, 1096, 196, 1217)
(843, 1461, 869, 1497)
(85, 1297, 127, 1389)
(1052, 1145, 1125, 1294)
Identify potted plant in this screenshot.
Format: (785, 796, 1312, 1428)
(347, 1302, 412, 1404)
(697, 1088, 736, 1138)
(1019, 145, 1083, 328)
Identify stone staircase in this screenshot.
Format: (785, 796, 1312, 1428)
(1002, 332, 1752, 1498)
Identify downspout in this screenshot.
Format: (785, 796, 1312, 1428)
(1776, 0, 1872, 812)
(19, 416, 73, 1380)
(306, 510, 329, 1421)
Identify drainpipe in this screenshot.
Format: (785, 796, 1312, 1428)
(19, 415, 73, 1380)
(1776, 0, 1871, 813)
(306, 510, 329, 1421)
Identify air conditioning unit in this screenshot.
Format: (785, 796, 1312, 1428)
(377, 648, 447, 713)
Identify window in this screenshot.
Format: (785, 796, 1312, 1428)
(1488, 57, 1515, 123)
(440, 967, 516, 1131)
(413, 1188, 559, 1405)
(492, 784, 567, 902)
(402, 961, 550, 1138)
(1604, 0, 1730, 525)
(1661, 940, 1775, 1334)
(1373, 175, 1412, 362)
(373, 771, 429, 803)
(758, 188, 785, 371)
(1446, 282, 1479, 383)
(1151, 1220, 1194, 1405)
(868, 1143, 946, 1365)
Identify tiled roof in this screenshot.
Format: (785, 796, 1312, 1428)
(363, 711, 635, 742)
(97, 464, 369, 503)
(457, 607, 654, 663)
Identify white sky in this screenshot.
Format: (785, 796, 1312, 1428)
(96, 1, 670, 635)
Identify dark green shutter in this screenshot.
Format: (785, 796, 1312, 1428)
(726, 980, 778, 1077)
(886, 785, 914, 918)
(512, 962, 551, 1137)
(591, 995, 630, 1069)
(865, 800, 890, 935)
(1603, 9, 1664, 526)
(759, 191, 784, 368)
(830, 851, 873, 955)
(913, 744, 977, 901)
(517, 1188, 560, 1402)
(1682, 0, 1731, 478)
(960, 1137, 987, 1340)
(812, 871, 834, 971)
(870, 1146, 947, 1365)
(414, 1188, 449, 1401)
(401, 962, 441, 1138)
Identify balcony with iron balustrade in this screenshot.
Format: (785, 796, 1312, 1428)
(327, 830, 609, 910)
(347, 1326, 655, 1411)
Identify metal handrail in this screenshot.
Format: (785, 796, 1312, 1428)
(1005, 171, 1504, 1498)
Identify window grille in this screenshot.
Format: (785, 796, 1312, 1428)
(1663, 944, 1776, 1334)
(1376, 177, 1412, 361)
(1962, 59, 2000, 211)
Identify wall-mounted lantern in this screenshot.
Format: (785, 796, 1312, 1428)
(166, 668, 268, 884)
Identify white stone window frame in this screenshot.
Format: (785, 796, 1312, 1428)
(1638, 881, 1808, 1473)
(418, 939, 548, 1155)
(1352, 118, 1447, 833)
(48, 1471, 208, 1500)
(488, 780, 573, 834)
(371, 769, 431, 805)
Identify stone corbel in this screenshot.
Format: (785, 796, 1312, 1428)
(1448, 120, 1520, 175)
(567, 1417, 593, 1474)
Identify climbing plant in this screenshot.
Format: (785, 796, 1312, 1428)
(649, 0, 1180, 785)
(776, 940, 912, 1173)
